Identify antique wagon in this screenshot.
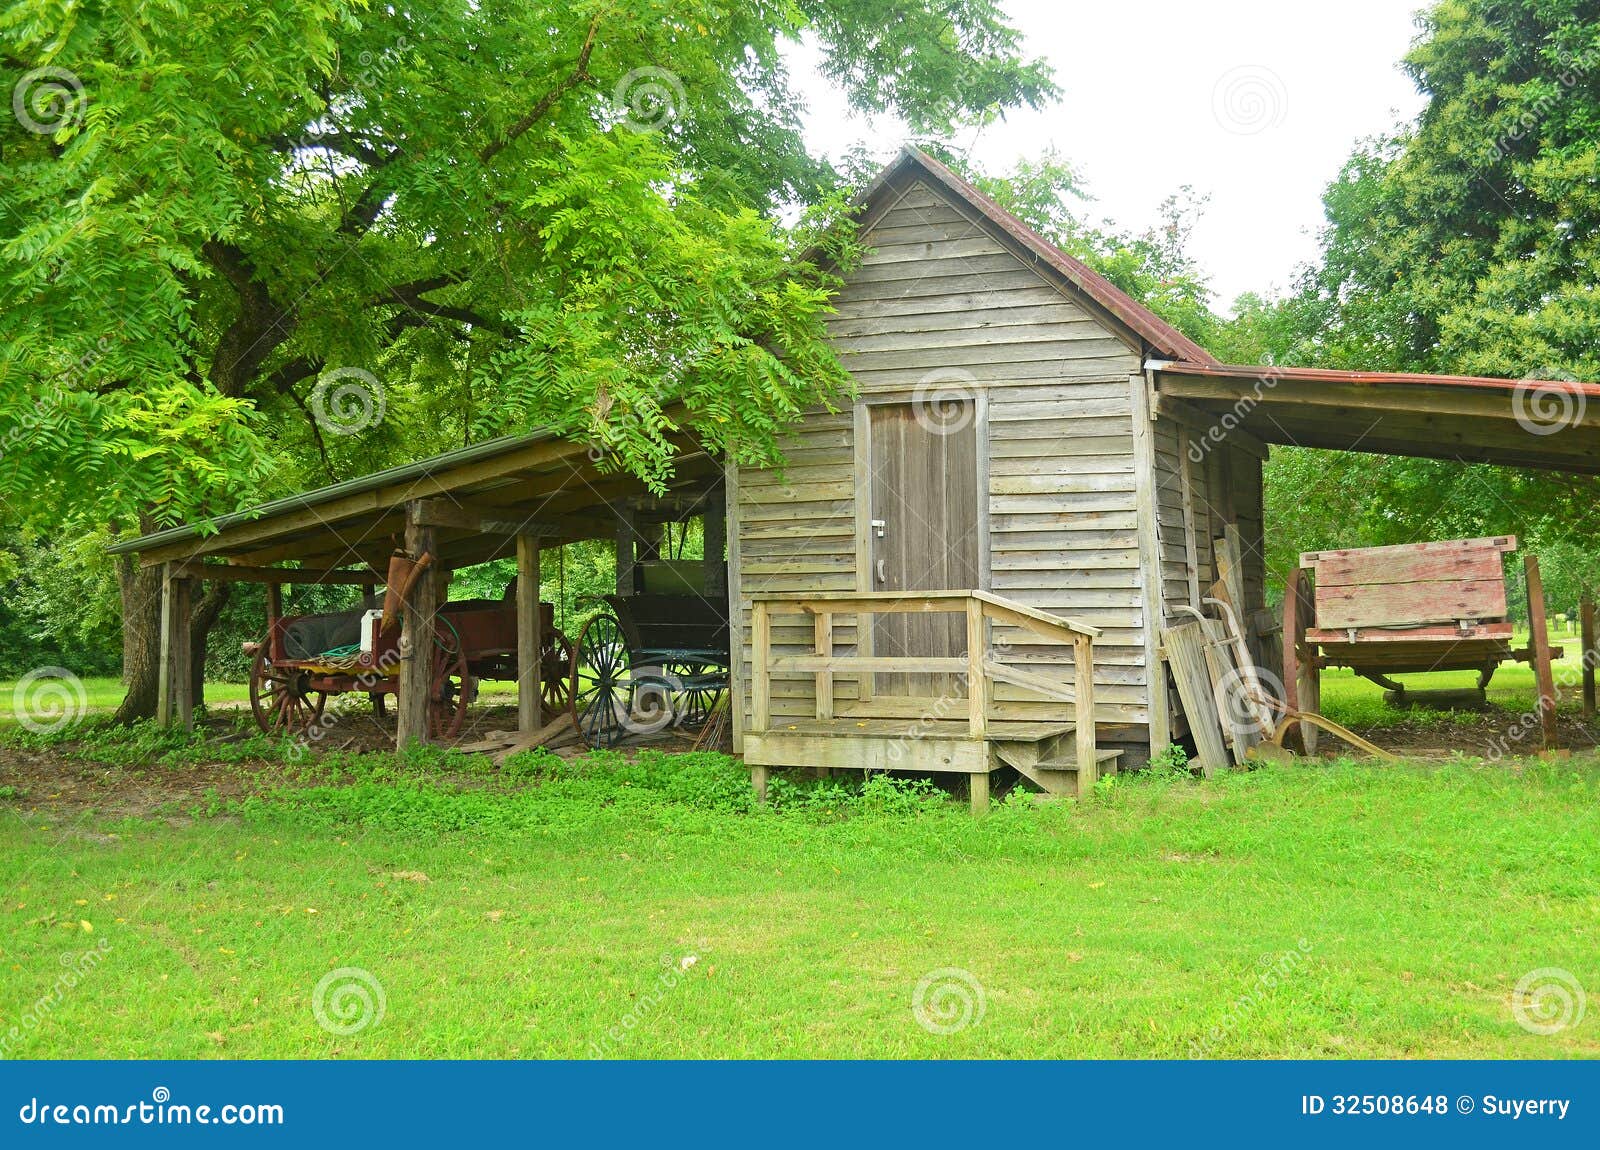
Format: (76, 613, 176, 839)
(248, 595, 572, 738)
(568, 592, 731, 747)
(1282, 536, 1561, 750)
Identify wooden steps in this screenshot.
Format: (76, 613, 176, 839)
(745, 716, 1122, 811)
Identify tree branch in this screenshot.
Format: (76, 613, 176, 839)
(478, 15, 601, 165)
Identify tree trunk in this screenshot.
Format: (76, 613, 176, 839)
(189, 580, 232, 709)
(113, 553, 162, 724)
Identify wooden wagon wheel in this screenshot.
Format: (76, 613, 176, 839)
(429, 631, 472, 740)
(569, 613, 631, 748)
(1281, 567, 1320, 754)
(248, 633, 328, 735)
(540, 629, 575, 721)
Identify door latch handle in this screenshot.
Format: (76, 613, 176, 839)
(875, 559, 887, 584)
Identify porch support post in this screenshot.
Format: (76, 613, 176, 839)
(396, 506, 437, 749)
(516, 533, 542, 733)
(156, 563, 193, 730)
(965, 597, 988, 738)
(969, 769, 989, 816)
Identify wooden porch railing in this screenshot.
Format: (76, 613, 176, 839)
(749, 590, 1100, 769)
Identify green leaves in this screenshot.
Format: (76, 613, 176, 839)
(1, 0, 1045, 540)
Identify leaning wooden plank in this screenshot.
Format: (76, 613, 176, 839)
(1197, 616, 1252, 766)
(1161, 622, 1229, 776)
(1525, 553, 1560, 750)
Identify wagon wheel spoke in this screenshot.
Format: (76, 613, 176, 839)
(540, 633, 575, 721)
(570, 615, 630, 748)
(249, 633, 328, 737)
(664, 660, 722, 730)
(429, 632, 471, 740)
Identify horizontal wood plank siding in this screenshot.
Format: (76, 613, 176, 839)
(732, 175, 1154, 739)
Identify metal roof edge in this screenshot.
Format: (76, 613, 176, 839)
(105, 426, 560, 556)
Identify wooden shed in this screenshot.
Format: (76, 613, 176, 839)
(725, 147, 1600, 805)
(728, 147, 1271, 802)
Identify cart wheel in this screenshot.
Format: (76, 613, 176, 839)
(540, 631, 575, 722)
(666, 660, 725, 730)
(248, 634, 328, 736)
(429, 632, 471, 740)
(570, 614, 630, 748)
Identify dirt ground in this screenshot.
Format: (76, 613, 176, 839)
(1340, 708, 1598, 760)
(0, 700, 723, 822)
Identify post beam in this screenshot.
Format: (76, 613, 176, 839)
(395, 509, 438, 749)
(1524, 554, 1559, 750)
(156, 564, 194, 730)
(516, 534, 542, 733)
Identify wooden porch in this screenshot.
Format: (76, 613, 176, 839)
(743, 590, 1122, 813)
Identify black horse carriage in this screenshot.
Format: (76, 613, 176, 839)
(568, 593, 731, 747)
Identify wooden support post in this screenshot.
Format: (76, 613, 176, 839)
(1582, 591, 1596, 721)
(813, 609, 834, 720)
(1130, 373, 1172, 756)
(750, 763, 770, 805)
(703, 485, 727, 597)
(516, 534, 542, 733)
(614, 506, 636, 597)
(1178, 430, 1202, 609)
(724, 462, 746, 749)
(969, 769, 989, 816)
(396, 511, 437, 749)
(965, 597, 988, 739)
(1525, 554, 1559, 750)
(156, 565, 194, 730)
(1074, 634, 1098, 797)
(750, 599, 771, 733)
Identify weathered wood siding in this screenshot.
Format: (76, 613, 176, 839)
(730, 410, 861, 732)
(731, 175, 1152, 736)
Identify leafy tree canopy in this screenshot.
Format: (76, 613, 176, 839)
(0, 0, 1055, 534)
(1239, 0, 1600, 590)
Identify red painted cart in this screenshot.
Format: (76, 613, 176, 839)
(247, 595, 573, 738)
(1282, 536, 1560, 751)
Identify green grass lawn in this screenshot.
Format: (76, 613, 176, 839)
(0, 677, 251, 728)
(1, 732, 1597, 1059)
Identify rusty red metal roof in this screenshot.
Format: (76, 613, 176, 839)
(1156, 359, 1600, 399)
(881, 147, 1219, 366)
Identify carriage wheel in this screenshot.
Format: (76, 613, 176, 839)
(540, 631, 575, 722)
(429, 633, 472, 740)
(666, 661, 724, 731)
(248, 635, 328, 736)
(569, 614, 630, 748)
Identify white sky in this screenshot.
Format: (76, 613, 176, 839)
(793, 0, 1430, 310)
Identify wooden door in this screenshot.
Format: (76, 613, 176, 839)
(867, 402, 980, 696)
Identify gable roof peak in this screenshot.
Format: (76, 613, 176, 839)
(865, 146, 1217, 366)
